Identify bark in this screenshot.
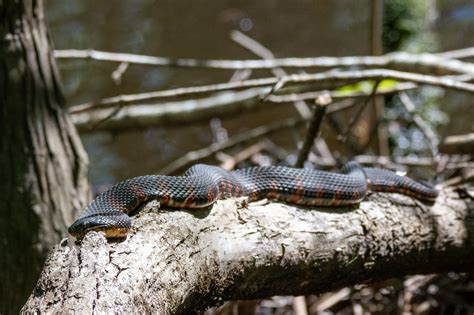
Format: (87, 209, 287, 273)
(0, 0, 90, 313)
(23, 188, 473, 314)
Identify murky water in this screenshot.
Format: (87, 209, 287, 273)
(45, 0, 473, 188)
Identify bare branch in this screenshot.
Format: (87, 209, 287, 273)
(340, 81, 381, 142)
(68, 69, 474, 115)
(217, 142, 267, 171)
(230, 30, 313, 119)
(71, 88, 268, 132)
(398, 92, 440, 159)
(55, 49, 474, 76)
(435, 47, 474, 60)
(159, 118, 305, 175)
(439, 133, 474, 154)
(111, 62, 129, 85)
(295, 95, 331, 167)
(266, 82, 417, 103)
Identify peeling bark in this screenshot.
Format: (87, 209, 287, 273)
(23, 188, 473, 314)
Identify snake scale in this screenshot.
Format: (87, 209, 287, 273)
(68, 162, 438, 238)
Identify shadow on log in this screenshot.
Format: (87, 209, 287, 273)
(23, 188, 473, 314)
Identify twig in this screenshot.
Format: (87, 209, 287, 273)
(295, 95, 330, 167)
(68, 69, 474, 114)
(398, 92, 440, 159)
(70, 88, 369, 133)
(309, 154, 472, 170)
(230, 30, 312, 119)
(71, 88, 268, 132)
(228, 69, 252, 82)
(310, 288, 351, 313)
(159, 118, 306, 175)
(439, 133, 474, 154)
(88, 104, 124, 130)
(217, 142, 266, 170)
(442, 168, 474, 186)
(54, 49, 474, 75)
(292, 296, 308, 315)
(435, 47, 474, 60)
(353, 155, 431, 168)
(265, 82, 417, 103)
(340, 80, 381, 142)
(325, 99, 358, 113)
(231, 30, 332, 167)
(325, 114, 365, 155)
(111, 62, 129, 85)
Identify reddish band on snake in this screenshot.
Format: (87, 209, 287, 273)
(68, 162, 438, 238)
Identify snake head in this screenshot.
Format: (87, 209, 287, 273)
(68, 213, 131, 239)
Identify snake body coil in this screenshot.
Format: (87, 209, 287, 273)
(69, 162, 438, 238)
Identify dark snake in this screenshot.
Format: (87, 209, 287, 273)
(68, 162, 438, 238)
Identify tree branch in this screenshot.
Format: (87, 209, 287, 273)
(23, 188, 474, 314)
(71, 88, 269, 132)
(159, 117, 305, 175)
(54, 49, 474, 76)
(68, 69, 474, 119)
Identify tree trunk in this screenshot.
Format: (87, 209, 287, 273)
(23, 188, 473, 314)
(0, 0, 90, 312)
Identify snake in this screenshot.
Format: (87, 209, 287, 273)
(68, 162, 438, 238)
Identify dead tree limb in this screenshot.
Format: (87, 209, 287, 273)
(439, 133, 474, 155)
(295, 99, 329, 167)
(54, 49, 474, 76)
(69, 69, 474, 114)
(23, 188, 474, 314)
(159, 118, 305, 175)
(71, 88, 268, 132)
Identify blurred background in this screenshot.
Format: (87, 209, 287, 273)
(43, 0, 473, 313)
(46, 0, 472, 188)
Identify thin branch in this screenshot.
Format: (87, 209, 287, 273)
(442, 168, 474, 186)
(230, 30, 312, 119)
(439, 133, 474, 154)
(70, 87, 382, 133)
(360, 116, 385, 153)
(231, 30, 332, 168)
(111, 62, 129, 85)
(217, 142, 267, 170)
(293, 296, 308, 315)
(71, 88, 268, 132)
(353, 155, 474, 171)
(68, 69, 474, 114)
(265, 82, 417, 103)
(295, 95, 331, 167)
(435, 47, 474, 60)
(54, 49, 474, 75)
(340, 80, 381, 142)
(159, 118, 305, 175)
(398, 92, 440, 158)
(325, 114, 365, 155)
(307, 153, 472, 171)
